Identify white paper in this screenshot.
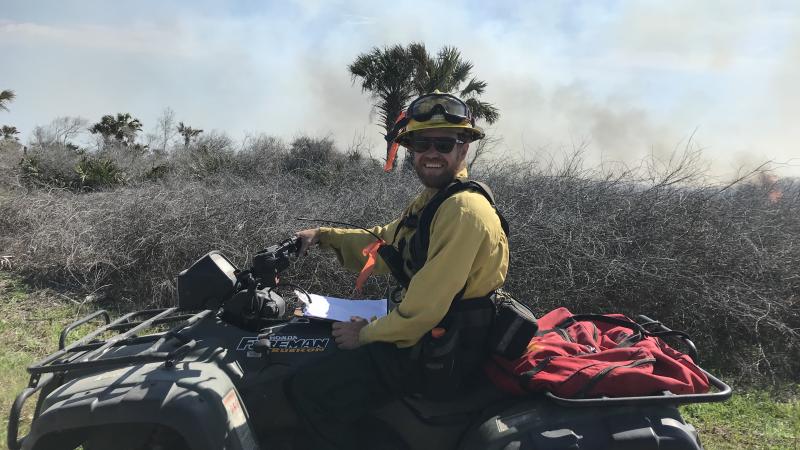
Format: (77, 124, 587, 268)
(295, 290, 388, 322)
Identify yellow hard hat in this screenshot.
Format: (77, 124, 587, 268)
(389, 91, 485, 146)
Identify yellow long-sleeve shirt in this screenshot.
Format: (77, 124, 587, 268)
(318, 169, 509, 348)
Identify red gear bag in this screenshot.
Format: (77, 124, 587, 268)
(485, 307, 710, 398)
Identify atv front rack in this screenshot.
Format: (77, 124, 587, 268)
(543, 314, 733, 408)
(28, 307, 212, 375)
(8, 307, 212, 450)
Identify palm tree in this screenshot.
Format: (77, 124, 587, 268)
(177, 122, 203, 147)
(89, 113, 143, 146)
(1, 125, 20, 141)
(0, 90, 15, 112)
(348, 45, 417, 141)
(349, 44, 500, 170)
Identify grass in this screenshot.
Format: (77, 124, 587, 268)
(1, 273, 798, 449)
(0, 273, 87, 447)
(682, 390, 800, 449)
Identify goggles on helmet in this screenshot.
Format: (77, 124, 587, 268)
(407, 93, 473, 125)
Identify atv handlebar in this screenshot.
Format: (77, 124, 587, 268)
(257, 237, 302, 258)
(249, 237, 301, 288)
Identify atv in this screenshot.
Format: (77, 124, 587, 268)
(8, 238, 731, 450)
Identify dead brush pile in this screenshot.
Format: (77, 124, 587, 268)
(0, 137, 798, 382)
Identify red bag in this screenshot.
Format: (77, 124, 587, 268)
(485, 307, 710, 398)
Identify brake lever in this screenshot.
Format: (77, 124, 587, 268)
(287, 236, 302, 257)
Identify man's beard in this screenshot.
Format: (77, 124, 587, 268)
(414, 161, 459, 189)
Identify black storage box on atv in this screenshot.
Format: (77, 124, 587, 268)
(8, 239, 731, 450)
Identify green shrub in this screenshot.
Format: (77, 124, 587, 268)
(18, 146, 83, 189)
(169, 132, 234, 178)
(229, 134, 287, 177)
(144, 164, 172, 181)
(75, 156, 124, 188)
(282, 136, 341, 184)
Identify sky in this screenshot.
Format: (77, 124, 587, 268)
(2, 0, 799, 179)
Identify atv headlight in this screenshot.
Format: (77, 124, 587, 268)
(177, 251, 238, 310)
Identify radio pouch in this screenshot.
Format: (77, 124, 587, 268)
(416, 326, 463, 399)
(489, 291, 538, 359)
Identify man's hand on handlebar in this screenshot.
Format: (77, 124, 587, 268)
(294, 228, 320, 256)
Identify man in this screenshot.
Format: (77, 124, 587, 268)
(287, 91, 509, 449)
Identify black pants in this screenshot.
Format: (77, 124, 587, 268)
(285, 343, 422, 450)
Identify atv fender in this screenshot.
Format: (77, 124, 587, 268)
(23, 361, 258, 450)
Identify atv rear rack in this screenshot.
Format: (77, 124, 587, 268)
(543, 315, 732, 407)
(544, 368, 731, 407)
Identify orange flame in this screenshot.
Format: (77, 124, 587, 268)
(761, 174, 783, 204)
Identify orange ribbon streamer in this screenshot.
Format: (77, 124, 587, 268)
(355, 239, 384, 294)
(383, 111, 407, 172)
(383, 142, 400, 172)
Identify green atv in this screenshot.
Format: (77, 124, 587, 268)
(8, 238, 731, 449)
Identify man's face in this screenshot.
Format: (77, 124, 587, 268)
(409, 129, 469, 189)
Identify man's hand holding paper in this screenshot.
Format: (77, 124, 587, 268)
(331, 317, 368, 349)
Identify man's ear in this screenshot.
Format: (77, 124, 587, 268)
(458, 142, 470, 160)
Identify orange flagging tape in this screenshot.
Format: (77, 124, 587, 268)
(355, 240, 383, 293)
(383, 111, 407, 172)
(383, 142, 400, 172)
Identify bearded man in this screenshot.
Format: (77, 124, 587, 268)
(288, 91, 509, 449)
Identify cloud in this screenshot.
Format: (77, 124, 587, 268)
(0, 20, 193, 57)
(340, 14, 376, 26)
(1, 1, 799, 178)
